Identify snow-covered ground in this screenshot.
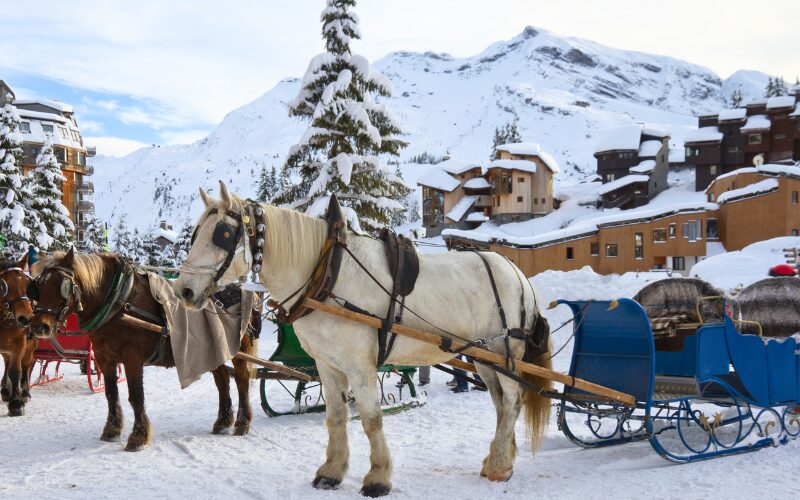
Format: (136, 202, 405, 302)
(4, 254, 798, 499)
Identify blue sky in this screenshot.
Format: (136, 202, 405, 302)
(3, 0, 798, 157)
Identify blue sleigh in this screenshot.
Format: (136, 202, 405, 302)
(557, 298, 800, 462)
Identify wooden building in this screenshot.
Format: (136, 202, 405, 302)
(593, 124, 669, 208)
(445, 164, 800, 277)
(14, 96, 96, 243)
(684, 93, 800, 191)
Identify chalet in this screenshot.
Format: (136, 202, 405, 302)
(593, 124, 669, 209)
(154, 221, 178, 251)
(8, 84, 96, 243)
(417, 142, 560, 234)
(683, 92, 800, 191)
(445, 163, 800, 277)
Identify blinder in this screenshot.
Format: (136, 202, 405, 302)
(26, 280, 38, 301)
(190, 208, 241, 253)
(0, 279, 7, 297)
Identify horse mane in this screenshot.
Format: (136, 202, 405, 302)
(33, 252, 120, 297)
(203, 194, 327, 274)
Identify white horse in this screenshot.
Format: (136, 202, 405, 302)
(176, 182, 553, 497)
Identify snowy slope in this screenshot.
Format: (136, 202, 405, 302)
(93, 26, 769, 231)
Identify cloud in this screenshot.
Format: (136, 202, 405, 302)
(84, 136, 148, 157)
(79, 119, 104, 133)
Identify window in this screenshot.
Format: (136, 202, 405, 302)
(682, 223, 689, 239)
(42, 123, 54, 133)
(669, 224, 676, 238)
(706, 219, 719, 240)
(687, 220, 702, 241)
(77, 151, 86, 166)
(422, 187, 444, 227)
(749, 134, 762, 145)
(792, 191, 798, 204)
(618, 152, 634, 159)
(793, 229, 799, 237)
(708, 193, 715, 202)
(709, 165, 717, 176)
(541, 198, 545, 204)
(517, 177, 524, 183)
(534, 198, 538, 204)
(727, 146, 741, 153)
(653, 229, 666, 242)
(590, 242, 599, 256)
(775, 133, 786, 140)
(19, 122, 31, 134)
(54, 148, 68, 163)
(635, 233, 644, 259)
(685, 147, 700, 157)
(605, 244, 618, 258)
(566, 247, 574, 261)
(492, 172, 513, 195)
(516, 196, 523, 203)
(58, 126, 68, 139)
(606, 173, 615, 182)
(672, 257, 685, 271)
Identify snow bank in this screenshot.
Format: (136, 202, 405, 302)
(691, 236, 800, 291)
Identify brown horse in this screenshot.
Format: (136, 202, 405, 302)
(29, 248, 257, 451)
(0, 254, 36, 416)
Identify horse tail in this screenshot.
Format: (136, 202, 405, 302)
(521, 314, 552, 454)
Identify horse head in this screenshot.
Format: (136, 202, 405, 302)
(29, 247, 83, 338)
(0, 253, 34, 329)
(175, 181, 253, 310)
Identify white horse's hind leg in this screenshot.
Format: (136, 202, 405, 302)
(348, 367, 392, 497)
(478, 365, 524, 481)
(312, 361, 350, 490)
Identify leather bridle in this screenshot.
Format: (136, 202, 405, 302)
(29, 265, 84, 326)
(0, 267, 34, 328)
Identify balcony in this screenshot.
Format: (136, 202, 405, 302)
(77, 182, 94, 194)
(84, 164, 95, 176)
(474, 195, 492, 208)
(75, 200, 94, 212)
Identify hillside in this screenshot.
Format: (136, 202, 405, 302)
(93, 26, 768, 231)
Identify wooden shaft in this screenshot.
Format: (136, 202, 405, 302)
(234, 352, 318, 382)
(119, 313, 163, 334)
(445, 358, 478, 373)
(304, 298, 636, 406)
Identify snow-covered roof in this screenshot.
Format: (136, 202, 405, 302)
(684, 126, 722, 143)
(488, 159, 538, 174)
(629, 159, 656, 174)
(638, 140, 662, 158)
(465, 212, 489, 223)
(718, 108, 747, 122)
(463, 177, 491, 189)
(597, 174, 650, 195)
(416, 168, 460, 192)
(446, 195, 477, 222)
(154, 227, 179, 243)
(758, 163, 800, 178)
(716, 178, 779, 204)
(594, 125, 641, 154)
(14, 99, 74, 114)
(437, 158, 484, 176)
(766, 95, 796, 110)
(641, 125, 669, 139)
(741, 114, 770, 132)
(17, 113, 85, 150)
(705, 167, 758, 192)
(495, 142, 560, 173)
(668, 147, 685, 164)
(790, 103, 800, 118)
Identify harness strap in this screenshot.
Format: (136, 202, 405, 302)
(376, 231, 405, 367)
(80, 262, 135, 332)
(472, 251, 517, 371)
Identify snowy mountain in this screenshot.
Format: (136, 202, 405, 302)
(93, 26, 769, 230)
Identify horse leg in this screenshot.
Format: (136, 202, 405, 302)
(232, 353, 252, 436)
(480, 367, 524, 482)
(123, 361, 152, 451)
(349, 368, 392, 497)
(20, 339, 36, 402)
(312, 361, 350, 490)
(475, 366, 503, 477)
(6, 345, 26, 416)
(210, 365, 234, 434)
(97, 354, 124, 442)
(1, 353, 10, 402)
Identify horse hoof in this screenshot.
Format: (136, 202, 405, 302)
(312, 476, 341, 490)
(124, 442, 147, 452)
(212, 424, 231, 435)
(21, 392, 31, 403)
(100, 433, 121, 442)
(233, 425, 250, 436)
(360, 484, 391, 497)
(8, 406, 25, 417)
(486, 469, 513, 482)
(0, 391, 10, 403)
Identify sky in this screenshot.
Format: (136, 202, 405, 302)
(2, 0, 798, 157)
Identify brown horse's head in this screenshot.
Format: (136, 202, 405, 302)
(29, 248, 83, 338)
(0, 254, 34, 329)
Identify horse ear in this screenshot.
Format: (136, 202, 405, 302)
(64, 246, 75, 268)
(18, 253, 28, 270)
(199, 188, 214, 208)
(218, 180, 232, 209)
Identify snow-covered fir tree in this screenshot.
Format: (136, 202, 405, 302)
(274, 0, 410, 232)
(729, 89, 743, 108)
(80, 212, 107, 252)
(406, 193, 421, 224)
(491, 121, 522, 159)
(28, 140, 74, 250)
(174, 220, 193, 264)
(113, 215, 134, 258)
(257, 165, 278, 202)
(765, 76, 789, 98)
(0, 93, 30, 251)
(140, 231, 161, 266)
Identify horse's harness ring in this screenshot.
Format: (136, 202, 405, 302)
(28, 265, 84, 326)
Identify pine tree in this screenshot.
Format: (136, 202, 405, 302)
(490, 121, 522, 159)
(765, 77, 775, 98)
(0, 93, 30, 252)
(129, 228, 145, 264)
(406, 192, 421, 224)
(174, 220, 194, 265)
(28, 140, 74, 250)
(274, 0, 410, 232)
(775, 76, 788, 96)
(81, 212, 107, 252)
(257, 165, 279, 202)
(113, 215, 133, 258)
(730, 89, 743, 108)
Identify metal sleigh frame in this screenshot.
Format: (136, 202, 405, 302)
(556, 298, 800, 462)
